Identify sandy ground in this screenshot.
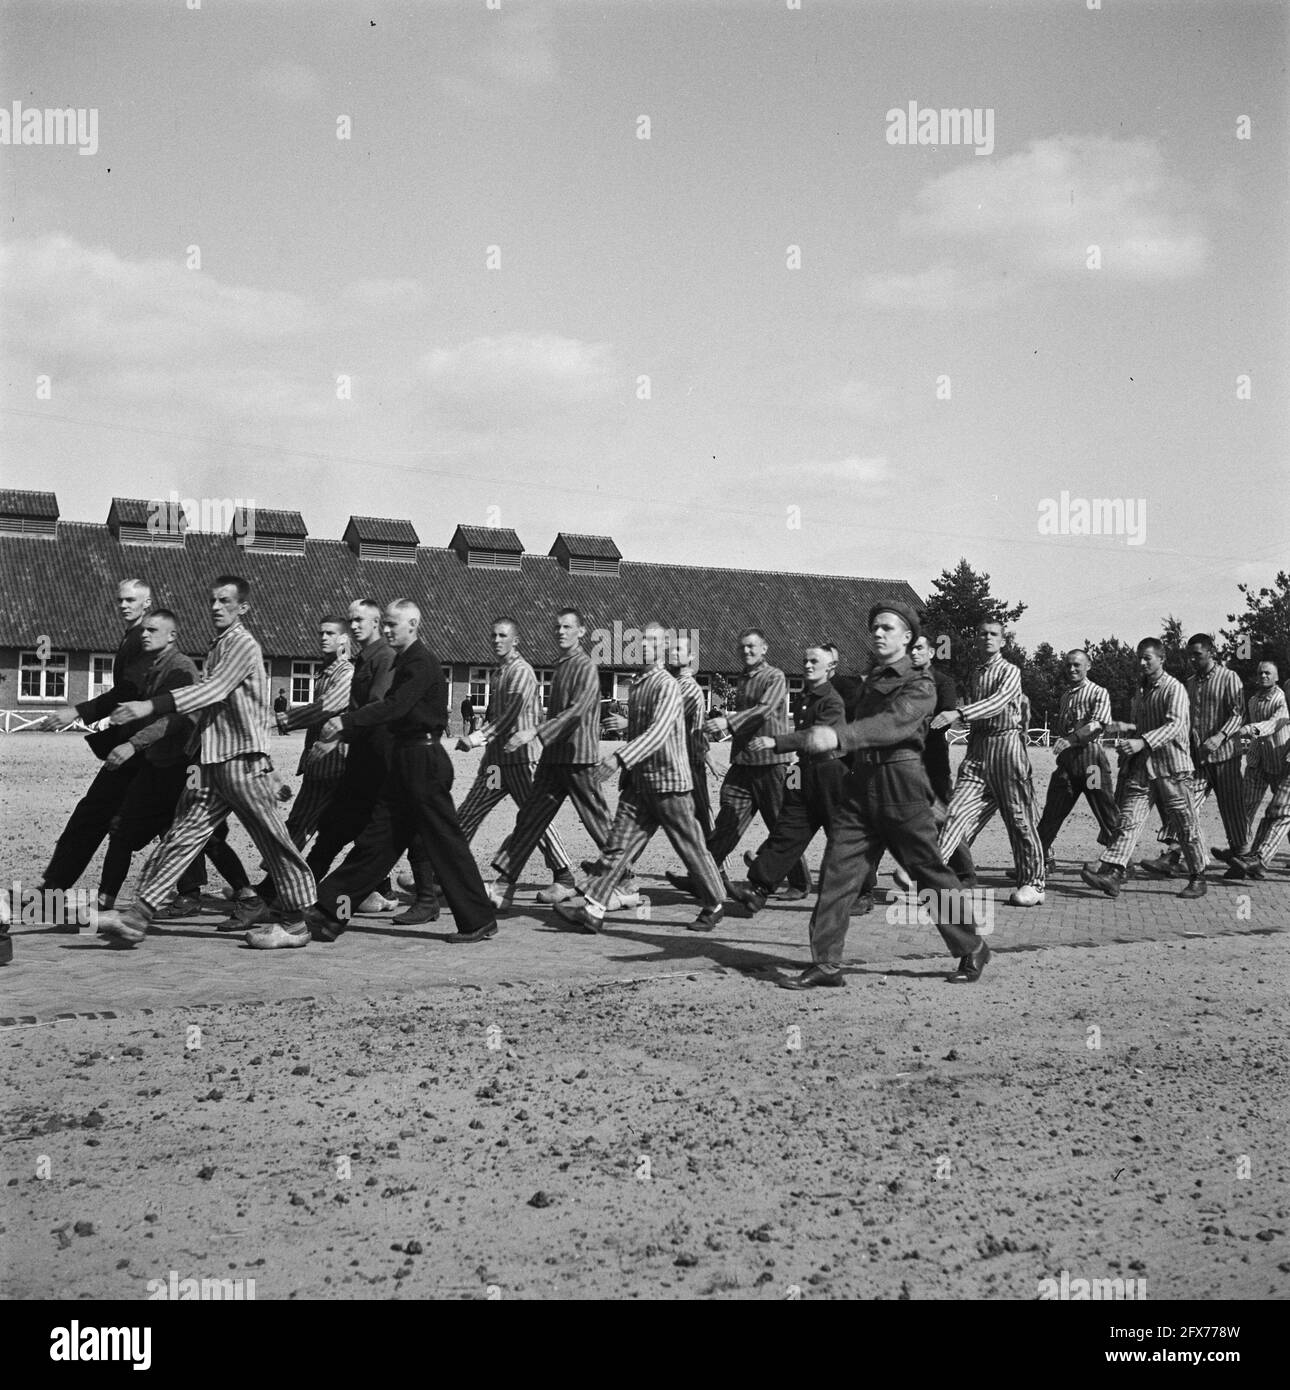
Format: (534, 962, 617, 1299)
(2, 734, 1287, 1300)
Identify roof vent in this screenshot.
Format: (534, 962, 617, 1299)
(344, 515, 419, 563)
(550, 532, 621, 577)
(450, 524, 524, 571)
(0, 488, 58, 538)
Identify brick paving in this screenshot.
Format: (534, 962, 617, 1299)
(3, 741, 1286, 1024)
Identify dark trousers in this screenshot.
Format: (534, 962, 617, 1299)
(102, 762, 203, 900)
(690, 762, 713, 839)
(305, 744, 435, 900)
(1037, 747, 1120, 853)
(809, 755, 982, 969)
(708, 763, 810, 892)
(317, 738, 494, 933)
(43, 757, 145, 889)
(748, 760, 847, 892)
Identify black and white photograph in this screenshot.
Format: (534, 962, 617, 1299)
(1, 0, 1286, 1350)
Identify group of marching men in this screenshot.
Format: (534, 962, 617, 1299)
(13, 571, 1289, 989)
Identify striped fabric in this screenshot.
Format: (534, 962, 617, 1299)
(534, 645, 602, 765)
(1185, 664, 1246, 763)
(456, 757, 572, 874)
(1242, 686, 1290, 776)
(585, 786, 724, 910)
(958, 656, 1025, 751)
(676, 672, 709, 768)
(1054, 679, 1112, 738)
(939, 731, 1045, 890)
(616, 667, 691, 794)
(724, 661, 792, 766)
(282, 654, 353, 778)
(1132, 672, 1193, 779)
(285, 773, 342, 849)
(158, 622, 272, 764)
(479, 652, 545, 766)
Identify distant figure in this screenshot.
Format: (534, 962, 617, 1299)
(273, 687, 288, 718)
(461, 696, 474, 736)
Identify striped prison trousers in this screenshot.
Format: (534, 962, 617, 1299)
(455, 758, 572, 875)
(1243, 764, 1290, 866)
(585, 786, 725, 910)
(938, 731, 1045, 890)
(136, 754, 316, 913)
(1158, 758, 1248, 857)
(491, 760, 613, 883)
(285, 773, 343, 850)
(1102, 765, 1205, 876)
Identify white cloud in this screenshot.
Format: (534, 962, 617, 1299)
(438, 4, 556, 109)
(253, 62, 322, 104)
(767, 456, 891, 486)
(865, 136, 1208, 307)
(0, 234, 315, 365)
(422, 332, 617, 426)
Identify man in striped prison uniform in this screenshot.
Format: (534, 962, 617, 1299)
(39, 577, 154, 909)
(933, 620, 1046, 906)
(672, 630, 809, 899)
(455, 617, 575, 905)
(556, 624, 725, 934)
(728, 645, 848, 915)
(1144, 634, 1249, 875)
(1036, 649, 1120, 869)
(1080, 637, 1207, 899)
(672, 635, 716, 837)
(1234, 658, 1290, 878)
(99, 575, 318, 948)
(486, 608, 617, 910)
(275, 618, 353, 848)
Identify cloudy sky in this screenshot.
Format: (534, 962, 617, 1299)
(1, 0, 1286, 651)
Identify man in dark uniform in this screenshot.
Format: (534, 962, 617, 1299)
(308, 600, 497, 943)
(729, 645, 848, 914)
(774, 602, 988, 990)
(39, 578, 154, 911)
(300, 597, 438, 923)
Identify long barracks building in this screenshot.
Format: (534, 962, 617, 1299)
(0, 489, 923, 728)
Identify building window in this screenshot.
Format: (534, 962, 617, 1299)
(20, 650, 68, 701)
(441, 666, 453, 697)
(90, 654, 115, 701)
(536, 668, 554, 714)
(695, 674, 712, 713)
(467, 666, 490, 710)
(291, 661, 320, 705)
(786, 675, 805, 721)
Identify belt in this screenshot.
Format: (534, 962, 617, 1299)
(852, 748, 920, 766)
(394, 730, 444, 745)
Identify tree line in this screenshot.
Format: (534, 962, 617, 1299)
(917, 559, 1290, 725)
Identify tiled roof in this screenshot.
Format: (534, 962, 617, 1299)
(451, 524, 524, 553)
(0, 523, 922, 673)
(0, 489, 58, 519)
(240, 506, 307, 537)
(551, 532, 622, 561)
(343, 516, 420, 546)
